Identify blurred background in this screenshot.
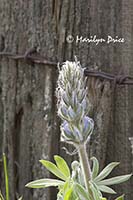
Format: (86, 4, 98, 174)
(0, 0, 133, 199)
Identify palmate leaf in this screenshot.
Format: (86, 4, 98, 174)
(25, 178, 64, 188)
(40, 160, 67, 181)
(54, 155, 70, 178)
(91, 157, 99, 179)
(97, 174, 132, 186)
(94, 162, 120, 182)
(92, 159, 132, 196)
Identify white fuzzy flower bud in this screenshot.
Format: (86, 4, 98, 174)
(56, 60, 94, 144)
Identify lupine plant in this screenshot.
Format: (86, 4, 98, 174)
(26, 61, 132, 200)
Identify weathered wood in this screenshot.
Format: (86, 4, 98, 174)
(0, 0, 132, 200)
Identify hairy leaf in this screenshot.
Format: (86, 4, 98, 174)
(25, 178, 64, 188)
(97, 185, 116, 194)
(94, 162, 120, 182)
(97, 174, 132, 186)
(40, 160, 67, 181)
(90, 183, 101, 200)
(74, 183, 91, 200)
(54, 155, 70, 178)
(91, 157, 99, 179)
(64, 187, 73, 200)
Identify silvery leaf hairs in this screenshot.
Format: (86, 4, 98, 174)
(56, 60, 94, 145)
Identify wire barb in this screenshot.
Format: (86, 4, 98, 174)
(0, 51, 133, 85)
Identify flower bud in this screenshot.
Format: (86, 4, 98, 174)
(82, 116, 94, 141)
(60, 116, 94, 144)
(61, 121, 83, 143)
(56, 60, 94, 144)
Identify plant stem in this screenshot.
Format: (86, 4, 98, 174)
(3, 153, 9, 200)
(78, 143, 93, 199)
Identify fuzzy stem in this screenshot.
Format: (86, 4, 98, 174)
(78, 143, 93, 198)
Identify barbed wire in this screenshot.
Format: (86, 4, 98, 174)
(0, 51, 57, 66)
(0, 50, 133, 85)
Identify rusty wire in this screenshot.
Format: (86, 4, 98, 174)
(0, 51, 133, 85)
(0, 51, 57, 66)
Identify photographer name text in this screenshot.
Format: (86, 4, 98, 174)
(66, 35, 125, 45)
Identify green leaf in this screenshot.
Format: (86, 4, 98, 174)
(61, 181, 70, 193)
(94, 162, 120, 182)
(115, 195, 125, 200)
(54, 155, 70, 178)
(91, 157, 99, 179)
(97, 185, 116, 194)
(40, 160, 67, 181)
(25, 178, 64, 188)
(64, 187, 73, 200)
(74, 183, 91, 200)
(97, 174, 132, 186)
(90, 183, 101, 200)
